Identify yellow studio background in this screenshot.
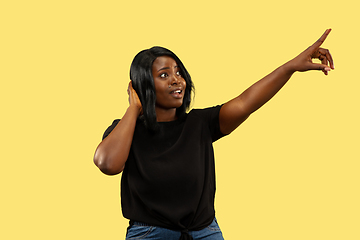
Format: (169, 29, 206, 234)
(1, 0, 359, 239)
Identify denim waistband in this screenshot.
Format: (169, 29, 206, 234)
(129, 217, 217, 228)
(129, 220, 152, 226)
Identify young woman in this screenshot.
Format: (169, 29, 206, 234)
(94, 29, 334, 240)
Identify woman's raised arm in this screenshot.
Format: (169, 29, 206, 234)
(93, 82, 142, 175)
(219, 29, 334, 135)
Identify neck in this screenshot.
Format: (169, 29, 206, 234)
(155, 108, 177, 122)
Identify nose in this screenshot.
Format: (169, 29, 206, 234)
(170, 74, 181, 86)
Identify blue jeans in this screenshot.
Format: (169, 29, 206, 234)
(125, 218, 224, 240)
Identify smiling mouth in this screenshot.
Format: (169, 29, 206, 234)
(170, 89, 183, 98)
(171, 90, 182, 94)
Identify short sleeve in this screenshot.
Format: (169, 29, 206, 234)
(191, 105, 226, 142)
(102, 119, 120, 140)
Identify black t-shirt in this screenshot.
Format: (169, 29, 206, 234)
(102, 105, 225, 232)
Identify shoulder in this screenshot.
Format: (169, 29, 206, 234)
(102, 119, 120, 140)
(111, 119, 121, 125)
(188, 105, 223, 119)
(108, 119, 121, 129)
(187, 105, 226, 142)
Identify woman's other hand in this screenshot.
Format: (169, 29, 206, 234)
(288, 29, 335, 75)
(127, 81, 143, 115)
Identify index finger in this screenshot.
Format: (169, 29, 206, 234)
(128, 81, 134, 90)
(309, 29, 332, 51)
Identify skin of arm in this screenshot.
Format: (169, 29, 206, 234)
(93, 82, 142, 175)
(219, 29, 334, 135)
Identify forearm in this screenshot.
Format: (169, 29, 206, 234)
(93, 106, 139, 175)
(219, 29, 333, 135)
(239, 29, 334, 114)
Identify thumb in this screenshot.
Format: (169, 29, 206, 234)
(306, 63, 332, 75)
(308, 62, 332, 72)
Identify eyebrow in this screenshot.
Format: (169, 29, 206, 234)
(157, 66, 179, 72)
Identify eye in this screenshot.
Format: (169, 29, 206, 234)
(176, 71, 182, 77)
(160, 73, 168, 78)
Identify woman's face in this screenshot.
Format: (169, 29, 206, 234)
(151, 56, 186, 111)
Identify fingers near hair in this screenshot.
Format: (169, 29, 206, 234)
(128, 81, 132, 94)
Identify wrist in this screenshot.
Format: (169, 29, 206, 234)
(282, 60, 297, 75)
(127, 105, 142, 117)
